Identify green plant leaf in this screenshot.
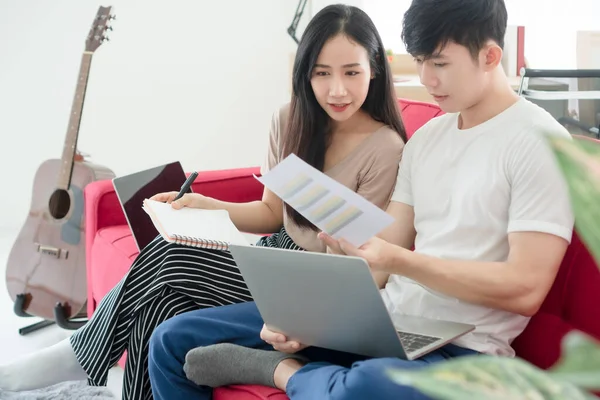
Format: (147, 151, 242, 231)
(548, 135, 600, 269)
(548, 331, 600, 390)
(387, 355, 591, 400)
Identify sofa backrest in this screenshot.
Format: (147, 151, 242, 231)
(558, 233, 600, 337)
(397, 98, 445, 138)
(190, 166, 263, 202)
(512, 228, 600, 369)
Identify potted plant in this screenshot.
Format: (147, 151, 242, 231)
(386, 49, 394, 64)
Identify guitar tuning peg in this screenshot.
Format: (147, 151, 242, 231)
(103, 35, 110, 42)
(110, 14, 117, 21)
(105, 25, 113, 31)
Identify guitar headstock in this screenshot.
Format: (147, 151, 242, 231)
(85, 6, 115, 53)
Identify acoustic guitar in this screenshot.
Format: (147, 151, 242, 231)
(5, 6, 116, 325)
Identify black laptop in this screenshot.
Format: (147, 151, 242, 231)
(112, 161, 191, 250)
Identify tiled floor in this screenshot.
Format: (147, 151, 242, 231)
(0, 228, 124, 398)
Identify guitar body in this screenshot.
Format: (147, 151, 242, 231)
(6, 159, 115, 320)
(5, 6, 115, 324)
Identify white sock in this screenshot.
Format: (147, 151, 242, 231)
(0, 337, 88, 391)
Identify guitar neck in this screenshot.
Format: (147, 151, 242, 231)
(57, 52, 93, 190)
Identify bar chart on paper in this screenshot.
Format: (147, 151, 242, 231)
(256, 154, 394, 247)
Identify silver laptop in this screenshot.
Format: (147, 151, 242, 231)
(228, 245, 475, 360)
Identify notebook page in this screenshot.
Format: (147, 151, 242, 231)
(143, 199, 248, 246)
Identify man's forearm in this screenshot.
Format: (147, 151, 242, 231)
(388, 248, 538, 316)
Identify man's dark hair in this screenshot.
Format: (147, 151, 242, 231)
(401, 0, 508, 59)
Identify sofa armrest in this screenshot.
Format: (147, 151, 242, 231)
(84, 179, 128, 235)
(84, 178, 129, 316)
(84, 178, 128, 278)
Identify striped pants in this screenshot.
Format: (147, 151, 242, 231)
(70, 227, 302, 400)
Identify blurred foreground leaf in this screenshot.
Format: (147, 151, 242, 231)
(548, 331, 600, 390)
(387, 352, 593, 400)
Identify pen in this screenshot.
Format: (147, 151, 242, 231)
(173, 171, 198, 201)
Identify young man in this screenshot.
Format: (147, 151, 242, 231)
(147, 0, 574, 398)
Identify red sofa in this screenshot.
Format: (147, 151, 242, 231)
(83, 99, 600, 399)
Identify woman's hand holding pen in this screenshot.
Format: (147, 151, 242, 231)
(149, 171, 215, 210)
(149, 192, 216, 210)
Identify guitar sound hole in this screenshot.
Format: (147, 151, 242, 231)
(49, 189, 71, 219)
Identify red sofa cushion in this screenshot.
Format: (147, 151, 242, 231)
(214, 385, 289, 400)
(562, 237, 600, 340)
(511, 312, 577, 370)
(513, 232, 600, 367)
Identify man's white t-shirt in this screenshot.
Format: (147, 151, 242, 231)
(382, 97, 575, 356)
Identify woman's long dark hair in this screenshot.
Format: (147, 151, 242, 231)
(282, 4, 407, 230)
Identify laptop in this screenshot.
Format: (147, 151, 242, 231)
(112, 161, 191, 251)
(228, 245, 475, 360)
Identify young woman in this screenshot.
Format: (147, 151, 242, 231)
(0, 4, 406, 400)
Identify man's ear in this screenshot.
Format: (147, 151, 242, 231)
(481, 41, 503, 71)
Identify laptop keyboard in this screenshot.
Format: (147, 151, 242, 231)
(397, 331, 441, 353)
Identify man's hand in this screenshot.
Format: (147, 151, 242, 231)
(318, 233, 400, 272)
(260, 324, 307, 354)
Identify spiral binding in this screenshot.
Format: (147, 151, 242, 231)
(172, 234, 229, 251)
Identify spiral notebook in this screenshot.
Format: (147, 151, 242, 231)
(142, 199, 249, 250)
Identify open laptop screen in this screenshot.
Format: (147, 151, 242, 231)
(112, 161, 190, 250)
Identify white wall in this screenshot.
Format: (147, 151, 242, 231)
(2, 0, 596, 232)
(363, 0, 600, 69)
(0, 0, 298, 230)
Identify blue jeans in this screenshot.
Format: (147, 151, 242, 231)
(148, 301, 478, 400)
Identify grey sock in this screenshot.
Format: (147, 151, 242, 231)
(183, 343, 307, 388)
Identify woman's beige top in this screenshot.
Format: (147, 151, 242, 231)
(261, 103, 404, 253)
